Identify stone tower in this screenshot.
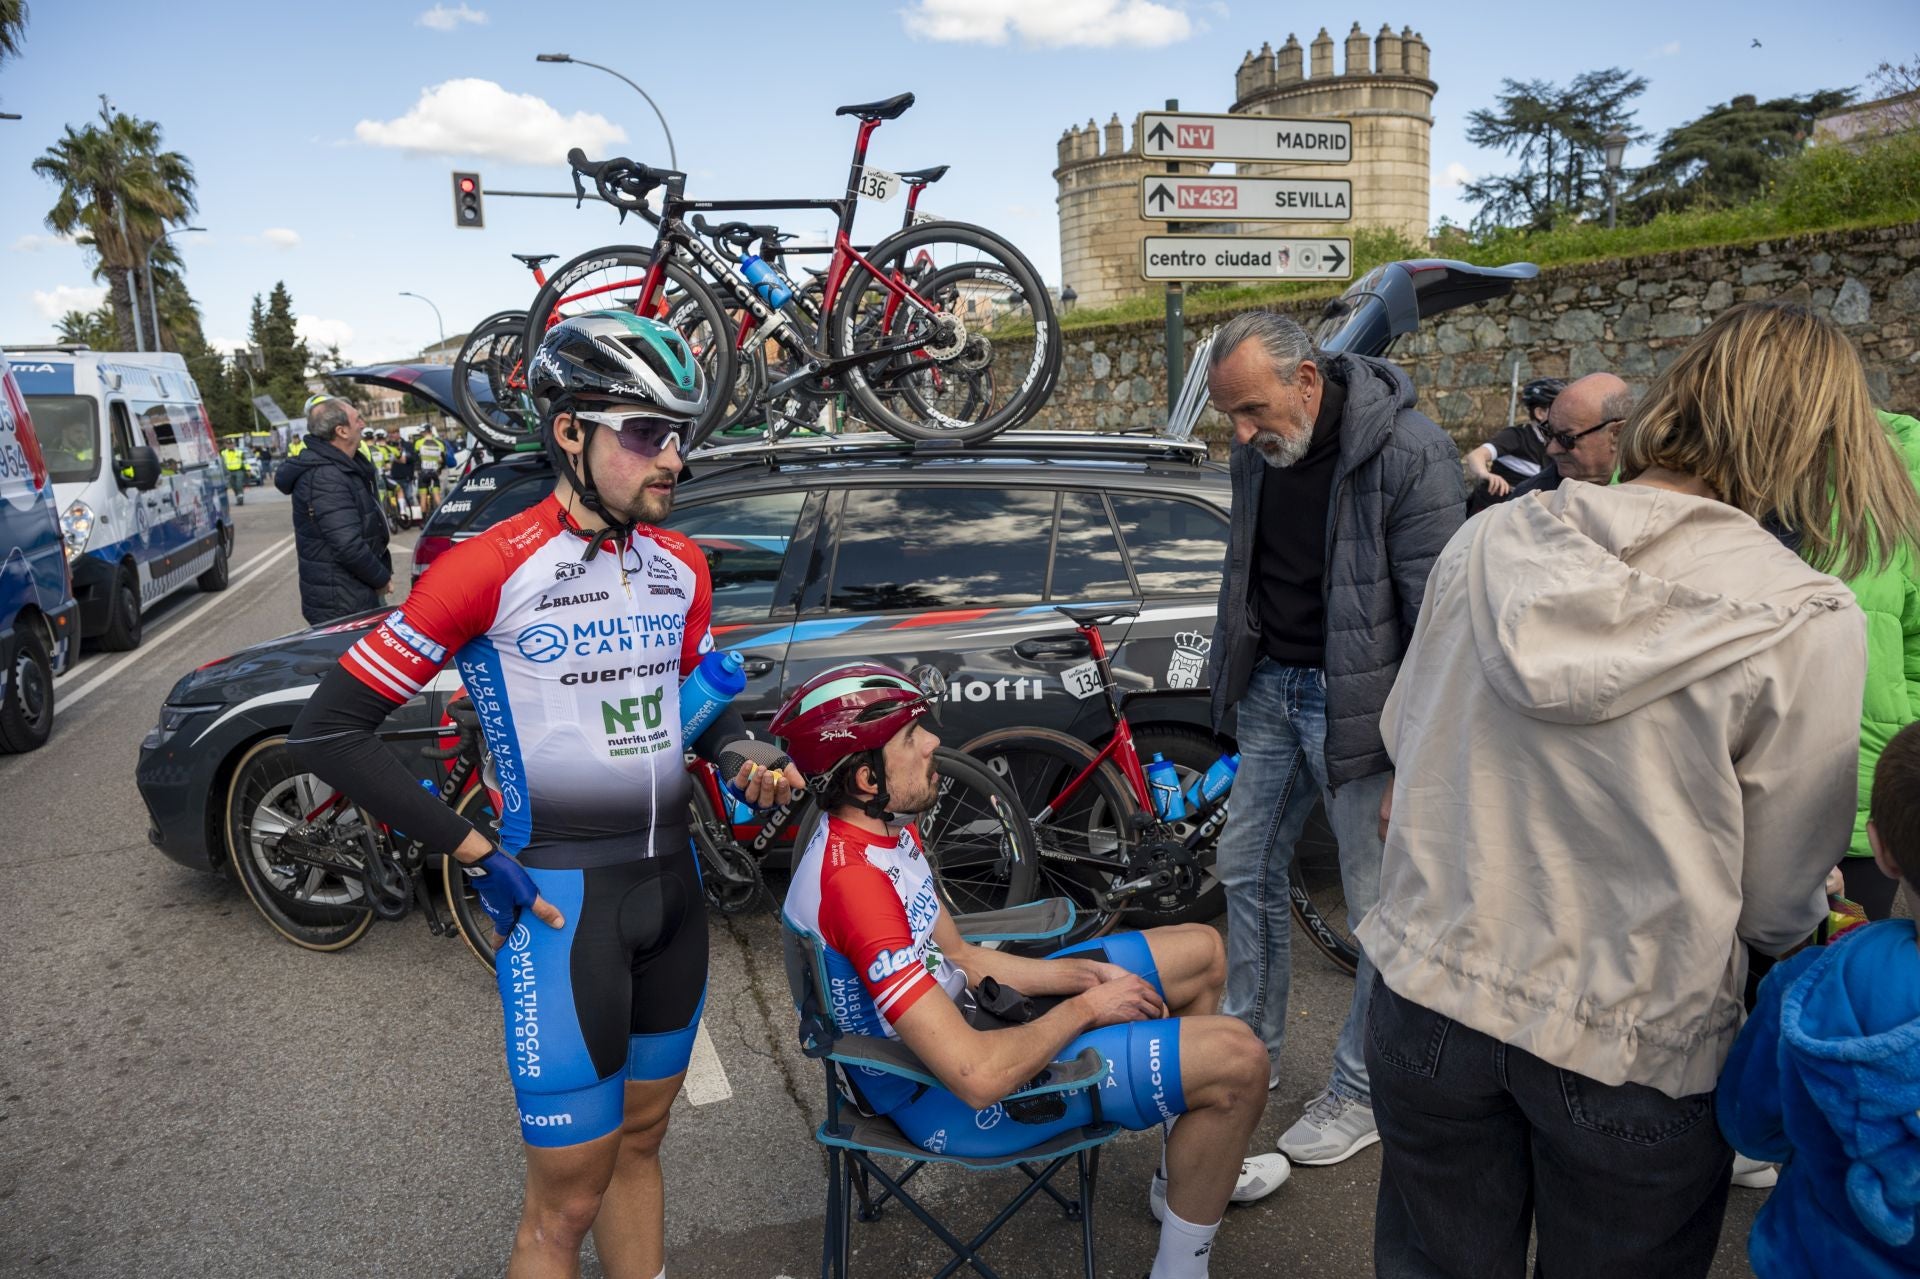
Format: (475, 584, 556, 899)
(1054, 20, 1436, 309)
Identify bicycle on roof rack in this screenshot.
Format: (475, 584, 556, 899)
(526, 92, 1062, 449)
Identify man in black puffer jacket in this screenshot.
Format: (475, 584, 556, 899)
(275, 397, 392, 625)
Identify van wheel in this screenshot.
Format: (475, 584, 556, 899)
(0, 625, 56, 753)
(98, 568, 143, 652)
(197, 536, 230, 592)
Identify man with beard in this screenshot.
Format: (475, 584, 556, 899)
(289, 312, 803, 1279)
(774, 664, 1288, 1279)
(1202, 311, 1463, 1167)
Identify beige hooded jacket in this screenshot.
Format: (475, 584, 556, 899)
(1358, 481, 1866, 1099)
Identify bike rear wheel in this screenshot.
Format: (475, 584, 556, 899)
(961, 727, 1133, 947)
(443, 782, 503, 971)
(452, 310, 536, 449)
(519, 247, 739, 448)
(225, 735, 375, 952)
(1289, 809, 1359, 976)
(830, 222, 1059, 444)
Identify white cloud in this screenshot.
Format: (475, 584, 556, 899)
(1650, 40, 1682, 57)
(902, 0, 1195, 48)
(31, 284, 107, 319)
(354, 79, 627, 165)
(417, 3, 487, 30)
(1437, 162, 1474, 189)
(11, 232, 78, 253)
(208, 336, 248, 355)
(260, 227, 301, 249)
(296, 315, 356, 354)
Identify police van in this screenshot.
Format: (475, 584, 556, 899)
(0, 349, 77, 751)
(11, 348, 231, 651)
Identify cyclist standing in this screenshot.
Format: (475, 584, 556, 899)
(417, 430, 446, 517)
(290, 312, 804, 1279)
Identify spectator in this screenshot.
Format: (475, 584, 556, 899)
(276, 396, 392, 626)
(387, 434, 418, 519)
(1500, 370, 1637, 502)
(1464, 377, 1563, 513)
(1824, 408, 1920, 922)
(1203, 310, 1464, 1166)
(1717, 718, 1920, 1277)
(1359, 299, 1920, 1276)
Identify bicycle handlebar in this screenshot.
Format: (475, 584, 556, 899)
(689, 213, 793, 254)
(567, 147, 673, 226)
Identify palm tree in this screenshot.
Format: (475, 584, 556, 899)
(32, 99, 197, 350)
(0, 0, 27, 68)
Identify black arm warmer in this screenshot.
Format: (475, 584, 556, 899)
(288, 665, 476, 856)
(690, 704, 751, 764)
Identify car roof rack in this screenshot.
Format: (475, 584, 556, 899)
(689, 429, 1211, 467)
(4, 343, 91, 353)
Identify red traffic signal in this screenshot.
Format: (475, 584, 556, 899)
(452, 171, 484, 229)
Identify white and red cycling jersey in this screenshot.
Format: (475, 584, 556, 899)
(339, 494, 714, 866)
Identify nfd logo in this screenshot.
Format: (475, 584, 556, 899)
(602, 689, 665, 734)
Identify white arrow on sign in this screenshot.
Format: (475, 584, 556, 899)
(1141, 175, 1352, 222)
(1138, 111, 1352, 164)
(1140, 236, 1352, 282)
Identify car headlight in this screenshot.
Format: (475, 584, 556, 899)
(144, 703, 220, 750)
(60, 500, 95, 557)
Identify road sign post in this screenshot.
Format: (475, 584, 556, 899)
(1162, 98, 1184, 415)
(1141, 236, 1352, 282)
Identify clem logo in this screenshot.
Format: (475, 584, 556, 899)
(516, 623, 569, 663)
(602, 688, 666, 734)
(866, 947, 917, 982)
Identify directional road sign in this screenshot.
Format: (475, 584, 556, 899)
(1137, 111, 1351, 165)
(1141, 175, 1352, 222)
(1141, 236, 1352, 282)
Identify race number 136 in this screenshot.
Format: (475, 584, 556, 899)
(858, 167, 900, 203)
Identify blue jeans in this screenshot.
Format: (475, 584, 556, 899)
(1216, 658, 1387, 1104)
(1366, 977, 1732, 1278)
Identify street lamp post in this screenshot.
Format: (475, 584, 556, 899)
(145, 225, 205, 353)
(536, 53, 678, 171)
(1603, 129, 1628, 231)
(398, 291, 447, 356)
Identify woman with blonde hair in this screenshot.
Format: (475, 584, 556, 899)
(1355, 300, 1919, 1277)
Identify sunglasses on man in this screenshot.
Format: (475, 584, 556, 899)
(570, 410, 687, 460)
(1546, 417, 1623, 452)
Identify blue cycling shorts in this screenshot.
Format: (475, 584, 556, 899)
(495, 846, 707, 1148)
(886, 931, 1190, 1159)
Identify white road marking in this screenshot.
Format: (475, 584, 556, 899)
(683, 1022, 733, 1105)
(61, 536, 299, 711)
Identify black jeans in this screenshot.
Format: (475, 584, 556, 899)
(1365, 976, 1732, 1279)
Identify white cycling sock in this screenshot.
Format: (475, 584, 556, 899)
(1149, 1204, 1219, 1279)
(1158, 1114, 1179, 1180)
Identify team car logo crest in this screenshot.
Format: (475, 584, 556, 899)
(1166, 629, 1212, 690)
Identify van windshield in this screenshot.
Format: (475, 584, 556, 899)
(22, 396, 100, 484)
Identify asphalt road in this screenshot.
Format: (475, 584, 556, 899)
(0, 482, 1764, 1278)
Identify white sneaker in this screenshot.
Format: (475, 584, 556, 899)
(1732, 1154, 1779, 1189)
(1149, 1153, 1291, 1222)
(1278, 1090, 1380, 1166)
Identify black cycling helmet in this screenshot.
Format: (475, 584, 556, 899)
(1520, 377, 1567, 410)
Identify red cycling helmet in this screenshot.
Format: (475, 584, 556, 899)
(769, 662, 934, 781)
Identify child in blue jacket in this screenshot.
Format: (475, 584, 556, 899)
(1718, 720, 1920, 1276)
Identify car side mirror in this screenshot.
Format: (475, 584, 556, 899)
(122, 446, 162, 492)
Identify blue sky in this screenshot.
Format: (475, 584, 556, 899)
(0, 0, 1909, 364)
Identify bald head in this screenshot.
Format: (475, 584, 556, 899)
(1546, 373, 1636, 484)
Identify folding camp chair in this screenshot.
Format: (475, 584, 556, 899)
(781, 898, 1122, 1279)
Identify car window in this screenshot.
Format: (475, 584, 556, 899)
(829, 487, 1051, 612)
(664, 492, 808, 624)
(1050, 491, 1132, 601)
(431, 467, 553, 533)
(1107, 494, 1228, 595)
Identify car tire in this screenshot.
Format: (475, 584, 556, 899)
(97, 567, 142, 652)
(0, 624, 56, 753)
(196, 535, 230, 592)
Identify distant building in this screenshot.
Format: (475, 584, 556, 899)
(1814, 88, 1920, 148)
(419, 333, 466, 366)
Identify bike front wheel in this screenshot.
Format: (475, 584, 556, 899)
(225, 735, 376, 952)
(829, 222, 1059, 444)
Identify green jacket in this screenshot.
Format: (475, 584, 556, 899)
(1834, 411, 1920, 858)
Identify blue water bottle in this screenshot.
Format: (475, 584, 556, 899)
(680, 650, 748, 744)
(738, 255, 793, 309)
(1146, 753, 1190, 821)
(1186, 752, 1240, 808)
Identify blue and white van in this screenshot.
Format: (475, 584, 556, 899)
(0, 349, 78, 751)
(11, 348, 231, 651)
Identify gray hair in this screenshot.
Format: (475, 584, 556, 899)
(1599, 384, 1638, 423)
(308, 398, 351, 440)
(1209, 310, 1315, 382)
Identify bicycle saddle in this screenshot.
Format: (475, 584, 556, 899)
(1055, 602, 1141, 626)
(835, 92, 915, 121)
(511, 253, 558, 268)
(897, 165, 950, 185)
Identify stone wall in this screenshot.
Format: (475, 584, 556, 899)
(1023, 221, 1920, 452)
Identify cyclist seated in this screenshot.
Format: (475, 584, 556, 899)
(773, 665, 1287, 1279)
(289, 312, 804, 1279)
(1464, 377, 1564, 513)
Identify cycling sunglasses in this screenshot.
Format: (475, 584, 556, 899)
(1545, 417, 1623, 452)
(571, 409, 686, 459)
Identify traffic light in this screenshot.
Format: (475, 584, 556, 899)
(452, 171, 484, 229)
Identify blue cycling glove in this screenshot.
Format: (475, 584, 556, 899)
(460, 848, 540, 936)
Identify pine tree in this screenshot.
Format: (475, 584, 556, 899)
(246, 281, 311, 420)
(1630, 89, 1854, 217)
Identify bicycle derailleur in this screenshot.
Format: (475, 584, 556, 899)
(270, 823, 414, 921)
